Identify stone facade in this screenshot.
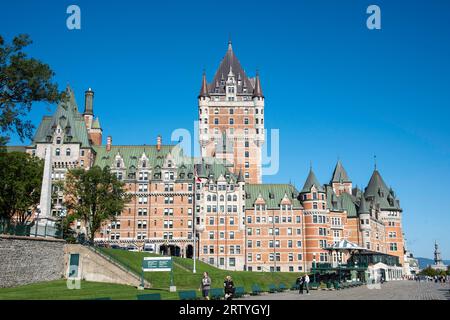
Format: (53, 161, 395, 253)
(0, 235, 65, 288)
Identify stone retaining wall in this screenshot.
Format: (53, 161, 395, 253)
(0, 235, 66, 288)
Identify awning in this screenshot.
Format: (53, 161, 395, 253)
(324, 239, 365, 251)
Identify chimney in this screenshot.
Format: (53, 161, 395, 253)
(106, 136, 112, 152)
(84, 88, 94, 116)
(157, 135, 162, 152)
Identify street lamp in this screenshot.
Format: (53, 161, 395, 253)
(312, 254, 317, 283)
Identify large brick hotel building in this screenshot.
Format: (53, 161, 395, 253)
(21, 41, 406, 274)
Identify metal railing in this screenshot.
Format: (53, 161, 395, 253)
(0, 219, 62, 239)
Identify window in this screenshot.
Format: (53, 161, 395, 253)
(55, 148, 60, 156)
(229, 108, 234, 114)
(244, 118, 249, 125)
(56, 137, 61, 144)
(390, 243, 398, 251)
(214, 118, 219, 125)
(229, 118, 234, 125)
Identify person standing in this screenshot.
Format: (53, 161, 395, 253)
(200, 272, 212, 300)
(304, 274, 310, 295)
(224, 276, 235, 300)
(298, 276, 304, 294)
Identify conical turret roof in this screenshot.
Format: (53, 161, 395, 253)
(331, 160, 351, 183)
(301, 168, 324, 193)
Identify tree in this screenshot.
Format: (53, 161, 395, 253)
(0, 34, 64, 146)
(63, 166, 131, 243)
(0, 151, 44, 225)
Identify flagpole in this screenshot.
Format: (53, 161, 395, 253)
(193, 165, 197, 274)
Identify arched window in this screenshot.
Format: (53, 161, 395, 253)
(116, 160, 121, 168)
(207, 195, 211, 202)
(227, 195, 232, 201)
(66, 148, 71, 156)
(56, 137, 61, 144)
(55, 148, 60, 156)
(220, 195, 224, 202)
(233, 195, 237, 201)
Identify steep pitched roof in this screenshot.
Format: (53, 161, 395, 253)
(198, 72, 209, 98)
(93, 145, 236, 183)
(245, 184, 302, 209)
(301, 168, 324, 193)
(31, 86, 91, 148)
(365, 170, 401, 210)
(358, 193, 370, 214)
(252, 71, 264, 98)
(208, 41, 255, 95)
(331, 160, 351, 183)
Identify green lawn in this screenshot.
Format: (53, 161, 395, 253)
(0, 280, 179, 300)
(98, 248, 301, 292)
(0, 248, 302, 300)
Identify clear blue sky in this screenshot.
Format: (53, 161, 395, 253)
(1, 0, 449, 259)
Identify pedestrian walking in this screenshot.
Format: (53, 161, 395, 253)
(200, 272, 212, 300)
(224, 276, 235, 300)
(304, 274, 310, 295)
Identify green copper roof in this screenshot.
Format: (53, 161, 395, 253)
(358, 194, 370, 214)
(365, 170, 401, 210)
(4, 146, 27, 153)
(301, 169, 324, 193)
(245, 184, 302, 209)
(92, 117, 101, 129)
(32, 87, 91, 148)
(331, 160, 351, 183)
(340, 192, 358, 217)
(93, 145, 236, 182)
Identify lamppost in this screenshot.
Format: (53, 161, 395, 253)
(312, 254, 317, 283)
(338, 256, 342, 283)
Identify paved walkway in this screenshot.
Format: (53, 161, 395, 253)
(241, 281, 450, 300)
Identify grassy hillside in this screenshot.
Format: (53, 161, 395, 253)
(98, 248, 301, 292)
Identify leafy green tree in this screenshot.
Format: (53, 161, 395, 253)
(63, 166, 131, 243)
(0, 151, 44, 225)
(0, 34, 64, 146)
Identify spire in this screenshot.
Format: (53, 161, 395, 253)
(358, 194, 369, 215)
(331, 160, 351, 183)
(301, 167, 324, 193)
(253, 70, 264, 98)
(228, 36, 232, 51)
(199, 71, 209, 98)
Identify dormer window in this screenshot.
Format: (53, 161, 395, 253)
(56, 137, 61, 145)
(227, 87, 235, 94)
(142, 160, 146, 168)
(116, 161, 121, 168)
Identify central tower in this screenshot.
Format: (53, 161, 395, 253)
(198, 41, 265, 183)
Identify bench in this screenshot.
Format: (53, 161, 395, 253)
(251, 284, 262, 295)
(178, 290, 197, 300)
(268, 284, 277, 293)
(209, 288, 224, 300)
(278, 283, 287, 292)
(234, 287, 245, 298)
(137, 293, 161, 300)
